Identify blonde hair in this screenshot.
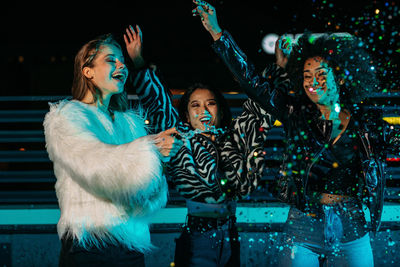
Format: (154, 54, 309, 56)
(72, 34, 128, 112)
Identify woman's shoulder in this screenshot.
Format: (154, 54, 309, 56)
(44, 99, 98, 132)
(47, 99, 90, 117)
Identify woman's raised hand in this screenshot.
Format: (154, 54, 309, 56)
(124, 25, 145, 68)
(192, 0, 222, 41)
(275, 36, 292, 68)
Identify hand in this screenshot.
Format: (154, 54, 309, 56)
(192, 0, 222, 41)
(275, 36, 291, 68)
(124, 25, 145, 69)
(153, 127, 183, 159)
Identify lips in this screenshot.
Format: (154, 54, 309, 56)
(200, 115, 212, 124)
(308, 87, 316, 93)
(308, 87, 324, 95)
(112, 71, 127, 82)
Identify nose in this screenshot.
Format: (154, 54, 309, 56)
(312, 76, 319, 87)
(116, 59, 126, 70)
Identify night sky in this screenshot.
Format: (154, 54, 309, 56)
(3, 0, 399, 96)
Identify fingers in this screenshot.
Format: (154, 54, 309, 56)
(197, 6, 207, 17)
(192, 6, 207, 21)
(125, 26, 134, 43)
(193, 0, 214, 13)
(154, 128, 178, 144)
(155, 134, 183, 158)
(162, 127, 178, 135)
(275, 39, 280, 49)
(136, 25, 142, 43)
(278, 35, 293, 55)
(124, 25, 141, 44)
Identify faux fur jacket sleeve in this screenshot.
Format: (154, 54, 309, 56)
(43, 100, 167, 214)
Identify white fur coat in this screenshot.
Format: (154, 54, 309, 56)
(43, 99, 167, 252)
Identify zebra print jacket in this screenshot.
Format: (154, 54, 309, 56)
(131, 66, 274, 203)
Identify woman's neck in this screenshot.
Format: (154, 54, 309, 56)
(81, 91, 111, 110)
(317, 104, 331, 120)
(316, 103, 340, 120)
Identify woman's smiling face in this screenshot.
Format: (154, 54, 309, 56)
(84, 44, 128, 98)
(186, 88, 220, 130)
(303, 56, 339, 105)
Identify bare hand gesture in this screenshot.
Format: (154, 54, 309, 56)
(275, 36, 292, 68)
(153, 127, 183, 160)
(123, 25, 145, 69)
(192, 0, 222, 41)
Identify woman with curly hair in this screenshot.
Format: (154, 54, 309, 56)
(193, 0, 399, 266)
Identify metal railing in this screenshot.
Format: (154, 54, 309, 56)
(0, 94, 399, 205)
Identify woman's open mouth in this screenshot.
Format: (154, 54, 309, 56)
(200, 116, 212, 125)
(112, 72, 127, 82)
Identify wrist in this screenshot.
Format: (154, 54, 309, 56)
(275, 59, 287, 69)
(132, 56, 146, 69)
(210, 28, 223, 41)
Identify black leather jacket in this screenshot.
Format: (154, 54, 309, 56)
(211, 30, 399, 232)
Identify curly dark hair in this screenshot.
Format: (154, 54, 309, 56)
(285, 32, 379, 113)
(178, 83, 232, 129)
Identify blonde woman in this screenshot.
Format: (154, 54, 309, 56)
(44, 33, 181, 266)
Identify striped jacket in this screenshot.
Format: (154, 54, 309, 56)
(132, 67, 274, 203)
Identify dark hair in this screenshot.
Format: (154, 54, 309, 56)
(72, 33, 128, 112)
(285, 32, 379, 113)
(178, 83, 232, 129)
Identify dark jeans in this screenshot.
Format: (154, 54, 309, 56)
(59, 236, 145, 267)
(174, 216, 240, 267)
(279, 199, 372, 267)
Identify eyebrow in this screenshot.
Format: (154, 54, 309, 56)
(103, 53, 125, 63)
(104, 52, 125, 58)
(190, 98, 216, 104)
(303, 66, 328, 73)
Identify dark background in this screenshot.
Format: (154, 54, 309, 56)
(3, 0, 400, 96)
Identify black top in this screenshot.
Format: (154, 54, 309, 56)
(308, 117, 363, 197)
(211, 29, 399, 231)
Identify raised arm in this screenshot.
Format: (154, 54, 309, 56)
(124, 25, 180, 134)
(193, 0, 293, 124)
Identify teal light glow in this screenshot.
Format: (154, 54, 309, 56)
(1, 204, 399, 225)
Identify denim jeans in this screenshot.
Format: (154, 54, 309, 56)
(279, 199, 373, 267)
(174, 220, 240, 267)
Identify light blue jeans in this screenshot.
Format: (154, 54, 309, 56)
(280, 200, 373, 267)
(281, 233, 373, 267)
